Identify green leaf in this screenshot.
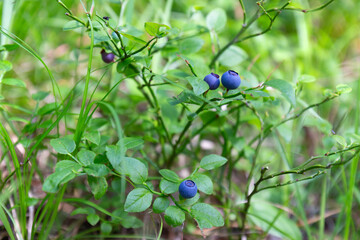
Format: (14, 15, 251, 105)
(164, 206, 185, 227)
(153, 197, 170, 214)
(26, 197, 39, 207)
(144, 22, 160, 36)
(42, 161, 81, 193)
(192, 173, 213, 194)
(159, 179, 179, 194)
(120, 215, 143, 228)
(287, 2, 304, 8)
(32, 91, 49, 101)
(106, 145, 125, 173)
(1, 44, 18, 52)
(87, 213, 100, 226)
(298, 74, 316, 83)
(89, 31, 109, 44)
(304, 116, 332, 134)
(8, 117, 29, 124)
(38, 102, 57, 115)
(333, 135, 347, 147)
(63, 20, 83, 31)
(120, 32, 146, 44)
(265, 79, 296, 106)
(55, 160, 80, 171)
(206, 8, 227, 32)
(71, 207, 95, 216)
(110, 209, 125, 224)
(179, 37, 204, 55)
(50, 137, 76, 154)
(159, 169, 180, 182)
(88, 176, 108, 200)
(190, 203, 224, 229)
(1, 78, 26, 87)
(124, 188, 153, 212)
(122, 157, 148, 184)
(180, 193, 200, 206)
(248, 200, 302, 240)
(100, 222, 112, 235)
(168, 90, 191, 105)
(84, 164, 110, 177)
(77, 149, 96, 166)
(0, 60, 12, 73)
(123, 137, 144, 149)
(200, 154, 228, 170)
(336, 84, 352, 94)
(144, 22, 170, 37)
(218, 46, 247, 67)
(116, 58, 134, 73)
(186, 76, 208, 95)
(84, 131, 101, 145)
(42, 172, 76, 193)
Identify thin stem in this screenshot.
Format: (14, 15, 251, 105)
(95, 14, 125, 57)
(238, 0, 247, 26)
(210, 0, 333, 68)
(74, 12, 95, 146)
(244, 94, 338, 154)
(256, 171, 325, 192)
(168, 195, 190, 213)
(166, 102, 207, 167)
(141, 68, 172, 145)
(57, 0, 73, 14)
(236, 2, 290, 44)
(240, 167, 269, 231)
(240, 148, 360, 231)
(209, 12, 259, 68)
(128, 38, 156, 57)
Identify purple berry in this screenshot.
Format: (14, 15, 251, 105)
(221, 70, 241, 90)
(204, 73, 220, 90)
(101, 49, 115, 63)
(178, 180, 197, 199)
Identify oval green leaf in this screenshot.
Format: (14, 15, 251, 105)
(124, 188, 153, 212)
(200, 154, 228, 170)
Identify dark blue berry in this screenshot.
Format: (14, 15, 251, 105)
(178, 180, 197, 199)
(221, 70, 241, 90)
(204, 73, 220, 90)
(101, 49, 115, 63)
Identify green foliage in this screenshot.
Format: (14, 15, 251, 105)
(50, 137, 76, 155)
(190, 203, 224, 230)
(265, 79, 296, 106)
(43, 161, 81, 193)
(153, 197, 170, 214)
(124, 188, 153, 213)
(164, 206, 185, 227)
(200, 154, 228, 170)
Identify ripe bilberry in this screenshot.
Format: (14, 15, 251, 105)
(101, 49, 115, 63)
(204, 73, 220, 90)
(179, 180, 197, 199)
(221, 70, 241, 90)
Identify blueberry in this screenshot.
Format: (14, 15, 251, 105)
(204, 73, 220, 90)
(101, 49, 115, 63)
(221, 70, 241, 90)
(178, 180, 197, 199)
